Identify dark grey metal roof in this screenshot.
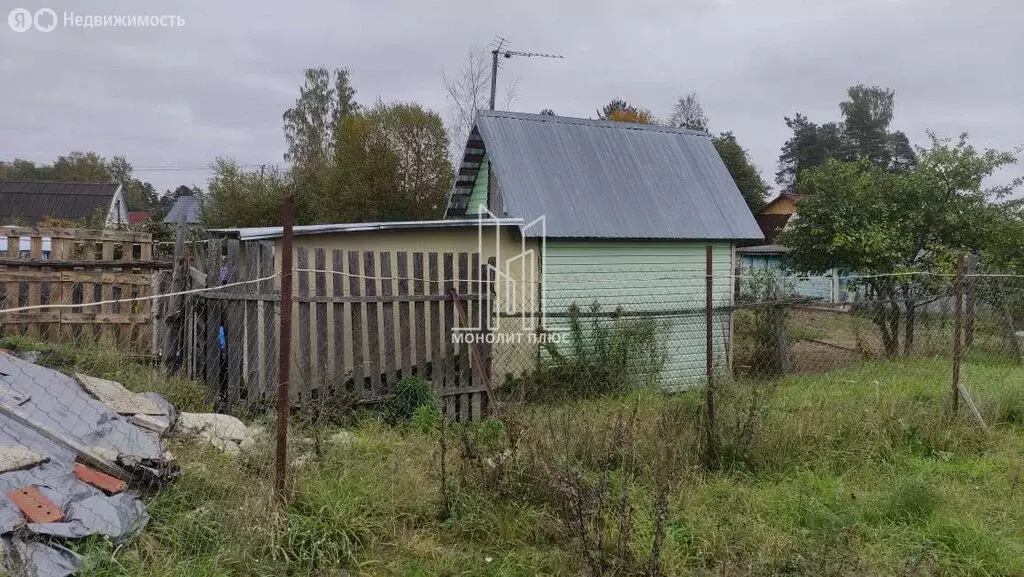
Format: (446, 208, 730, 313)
(163, 195, 201, 224)
(446, 111, 764, 241)
(0, 181, 119, 225)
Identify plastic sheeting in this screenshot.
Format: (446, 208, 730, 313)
(0, 352, 173, 576)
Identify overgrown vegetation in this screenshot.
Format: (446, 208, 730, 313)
(4, 337, 1024, 575)
(501, 306, 665, 403)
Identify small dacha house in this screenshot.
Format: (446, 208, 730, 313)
(445, 111, 764, 387)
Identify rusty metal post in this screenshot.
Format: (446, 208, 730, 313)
(703, 245, 717, 467)
(275, 195, 294, 499)
(952, 253, 965, 414)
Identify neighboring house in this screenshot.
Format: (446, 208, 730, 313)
(758, 191, 801, 217)
(737, 192, 854, 303)
(163, 195, 201, 225)
(445, 111, 764, 387)
(0, 181, 128, 227)
(127, 211, 152, 225)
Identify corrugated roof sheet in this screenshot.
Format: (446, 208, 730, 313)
(446, 111, 763, 241)
(163, 195, 201, 224)
(736, 244, 790, 255)
(215, 218, 525, 241)
(0, 181, 119, 225)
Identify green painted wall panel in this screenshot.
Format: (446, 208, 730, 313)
(543, 241, 733, 389)
(466, 157, 489, 216)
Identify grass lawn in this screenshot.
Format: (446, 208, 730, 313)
(3, 336, 1023, 576)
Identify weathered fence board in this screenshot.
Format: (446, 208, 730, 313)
(0, 227, 157, 352)
(182, 247, 492, 420)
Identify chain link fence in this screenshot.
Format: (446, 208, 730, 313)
(1, 219, 1023, 575)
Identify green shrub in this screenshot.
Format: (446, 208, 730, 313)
(387, 376, 436, 422)
(734, 269, 792, 378)
(507, 305, 665, 403)
(410, 404, 439, 433)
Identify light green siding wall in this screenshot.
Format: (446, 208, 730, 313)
(544, 241, 733, 389)
(466, 157, 489, 216)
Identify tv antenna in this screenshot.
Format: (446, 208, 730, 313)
(489, 37, 564, 110)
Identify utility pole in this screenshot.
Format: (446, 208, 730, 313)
(488, 39, 564, 111)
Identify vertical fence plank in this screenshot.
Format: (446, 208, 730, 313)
(331, 249, 347, 392)
(349, 251, 365, 395)
(244, 246, 259, 402)
(456, 252, 470, 390)
(261, 242, 278, 403)
(397, 252, 412, 380)
(380, 252, 396, 393)
(442, 253, 455, 419)
(364, 252, 381, 398)
(413, 253, 427, 379)
(226, 240, 243, 410)
(204, 238, 222, 403)
(296, 247, 311, 403)
(314, 248, 328, 399)
(428, 253, 441, 392)
(331, 252, 348, 393)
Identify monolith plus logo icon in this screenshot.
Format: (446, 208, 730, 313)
(451, 210, 568, 346)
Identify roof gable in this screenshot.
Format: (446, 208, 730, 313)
(163, 195, 201, 224)
(0, 181, 119, 225)
(446, 111, 763, 241)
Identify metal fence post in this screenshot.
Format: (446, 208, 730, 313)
(703, 245, 717, 467)
(275, 195, 294, 499)
(952, 253, 965, 414)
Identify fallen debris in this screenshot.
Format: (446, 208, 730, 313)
(0, 445, 47, 474)
(7, 486, 63, 523)
(174, 412, 250, 454)
(73, 463, 127, 495)
(75, 373, 167, 416)
(0, 350, 177, 576)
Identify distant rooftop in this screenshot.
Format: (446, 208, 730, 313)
(0, 181, 120, 225)
(163, 195, 201, 224)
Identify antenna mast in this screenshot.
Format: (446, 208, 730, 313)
(489, 38, 564, 110)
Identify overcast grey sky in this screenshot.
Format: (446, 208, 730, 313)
(1, 0, 1022, 195)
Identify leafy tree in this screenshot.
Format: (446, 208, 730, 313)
(0, 159, 51, 180)
(775, 114, 845, 189)
(776, 85, 918, 190)
(782, 134, 1020, 356)
(327, 102, 453, 222)
(50, 152, 113, 182)
(668, 93, 709, 132)
(598, 99, 655, 124)
(203, 159, 307, 228)
(107, 155, 158, 211)
(540, 109, 556, 116)
(282, 67, 358, 199)
(713, 132, 768, 212)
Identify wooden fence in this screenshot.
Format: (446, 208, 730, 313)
(178, 239, 494, 421)
(0, 227, 159, 350)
